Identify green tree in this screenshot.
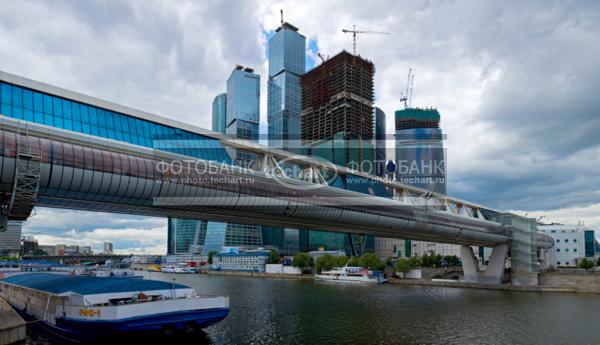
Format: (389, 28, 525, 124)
(579, 258, 595, 270)
(317, 254, 350, 273)
(443, 255, 461, 267)
(207, 250, 218, 264)
(269, 250, 280, 264)
(348, 256, 360, 266)
(385, 257, 394, 267)
(395, 258, 411, 277)
(316, 254, 334, 273)
(358, 253, 385, 271)
(292, 252, 314, 274)
(334, 255, 349, 267)
(33, 248, 48, 256)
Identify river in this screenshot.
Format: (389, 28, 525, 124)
(24, 272, 600, 344)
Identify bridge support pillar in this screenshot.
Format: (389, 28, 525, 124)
(461, 244, 507, 284)
(460, 245, 481, 283)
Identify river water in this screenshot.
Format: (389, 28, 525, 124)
(24, 272, 600, 345)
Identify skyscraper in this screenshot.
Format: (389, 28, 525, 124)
(375, 107, 386, 177)
(263, 20, 307, 255)
(394, 107, 446, 194)
(168, 67, 263, 257)
(300, 51, 376, 256)
(212, 93, 227, 134)
(267, 21, 306, 153)
(226, 65, 260, 142)
(394, 107, 450, 258)
(301, 51, 374, 171)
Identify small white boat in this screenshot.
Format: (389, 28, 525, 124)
(161, 263, 196, 274)
(95, 260, 137, 278)
(316, 265, 387, 284)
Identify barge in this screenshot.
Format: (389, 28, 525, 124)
(0, 273, 229, 342)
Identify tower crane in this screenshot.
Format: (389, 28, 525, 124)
(400, 68, 415, 108)
(341, 25, 390, 55)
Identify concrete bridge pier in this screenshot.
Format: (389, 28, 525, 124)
(461, 244, 508, 284)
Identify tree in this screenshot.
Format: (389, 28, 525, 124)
(292, 252, 314, 274)
(316, 254, 348, 273)
(579, 258, 594, 270)
(317, 254, 334, 273)
(334, 255, 349, 267)
(348, 256, 360, 267)
(358, 253, 384, 271)
(385, 257, 394, 267)
(443, 255, 461, 267)
(33, 248, 48, 256)
(395, 258, 411, 277)
(269, 250, 280, 264)
(207, 250, 218, 264)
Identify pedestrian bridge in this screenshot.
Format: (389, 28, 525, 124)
(0, 115, 549, 246)
(0, 114, 553, 285)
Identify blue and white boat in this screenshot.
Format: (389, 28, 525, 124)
(0, 273, 229, 342)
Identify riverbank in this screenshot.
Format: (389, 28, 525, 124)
(0, 297, 26, 344)
(203, 270, 313, 280)
(202, 270, 600, 294)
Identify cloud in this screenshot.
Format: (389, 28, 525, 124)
(2, 1, 599, 251)
(23, 208, 167, 254)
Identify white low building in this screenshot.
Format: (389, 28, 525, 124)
(538, 224, 598, 267)
(212, 250, 270, 272)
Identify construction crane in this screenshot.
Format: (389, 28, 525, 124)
(341, 25, 390, 55)
(400, 68, 415, 108)
(317, 53, 326, 64)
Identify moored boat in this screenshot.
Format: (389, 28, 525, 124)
(0, 273, 229, 342)
(161, 263, 196, 274)
(315, 265, 387, 284)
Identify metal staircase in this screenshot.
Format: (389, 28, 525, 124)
(8, 124, 41, 221)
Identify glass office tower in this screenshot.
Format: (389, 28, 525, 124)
(375, 107, 386, 177)
(267, 22, 305, 153)
(262, 21, 307, 255)
(212, 92, 227, 134)
(226, 65, 259, 142)
(395, 107, 446, 195)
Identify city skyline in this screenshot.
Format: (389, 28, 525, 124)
(1, 1, 598, 253)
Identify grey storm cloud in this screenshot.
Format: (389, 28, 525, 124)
(0, 0, 598, 246)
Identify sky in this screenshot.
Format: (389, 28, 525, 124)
(1, 0, 598, 254)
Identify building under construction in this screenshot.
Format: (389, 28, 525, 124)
(300, 51, 374, 168)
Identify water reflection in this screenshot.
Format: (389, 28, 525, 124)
(24, 272, 600, 345)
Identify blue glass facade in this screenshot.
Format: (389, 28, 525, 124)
(395, 127, 446, 194)
(226, 66, 259, 142)
(211, 93, 227, 134)
(267, 23, 305, 153)
(375, 107, 386, 177)
(395, 108, 446, 195)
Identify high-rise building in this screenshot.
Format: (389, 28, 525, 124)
(103, 241, 113, 254)
(395, 107, 446, 194)
(0, 221, 21, 257)
(374, 107, 386, 177)
(262, 20, 307, 255)
(226, 65, 260, 142)
(267, 21, 305, 153)
(168, 66, 264, 256)
(395, 107, 450, 257)
(301, 51, 374, 172)
(167, 218, 207, 255)
(300, 51, 376, 256)
(212, 93, 227, 134)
